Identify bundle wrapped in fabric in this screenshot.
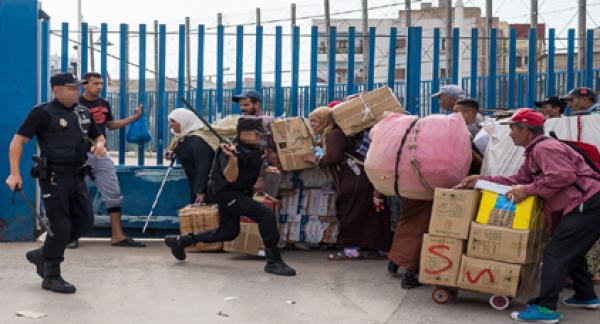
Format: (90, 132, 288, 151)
(365, 113, 472, 200)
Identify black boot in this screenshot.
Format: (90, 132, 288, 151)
(42, 261, 76, 294)
(26, 248, 44, 279)
(264, 247, 296, 276)
(401, 269, 422, 290)
(164, 234, 195, 261)
(387, 261, 399, 276)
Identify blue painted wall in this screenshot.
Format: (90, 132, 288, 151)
(0, 0, 39, 241)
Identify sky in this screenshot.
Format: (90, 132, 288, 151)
(39, 0, 600, 84)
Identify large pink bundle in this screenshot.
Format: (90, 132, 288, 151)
(365, 113, 472, 200)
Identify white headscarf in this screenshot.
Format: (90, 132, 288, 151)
(168, 108, 204, 135)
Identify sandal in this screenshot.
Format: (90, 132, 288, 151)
(111, 237, 146, 247)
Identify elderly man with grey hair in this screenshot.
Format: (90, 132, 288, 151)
(432, 84, 464, 112)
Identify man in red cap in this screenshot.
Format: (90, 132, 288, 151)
(459, 108, 600, 323)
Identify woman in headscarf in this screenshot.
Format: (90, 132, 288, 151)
(167, 108, 217, 204)
(303, 107, 391, 260)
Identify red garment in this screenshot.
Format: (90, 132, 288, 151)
(481, 135, 600, 227)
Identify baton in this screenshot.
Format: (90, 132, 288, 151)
(12, 188, 54, 237)
(141, 158, 176, 233)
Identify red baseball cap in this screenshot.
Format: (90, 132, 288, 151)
(500, 108, 545, 127)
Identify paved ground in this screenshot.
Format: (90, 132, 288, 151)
(1, 241, 598, 324)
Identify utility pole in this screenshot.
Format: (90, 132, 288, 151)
(445, 0, 453, 80)
(483, 0, 493, 76)
(217, 12, 223, 27)
(325, 0, 331, 59)
(530, 0, 538, 29)
(291, 3, 297, 29)
(89, 27, 95, 72)
(578, 0, 586, 69)
(185, 17, 191, 92)
(77, 0, 83, 75)
(256, 8, 261, 26)
(362, 0, 369, 82)
(405, 0, 411, 28)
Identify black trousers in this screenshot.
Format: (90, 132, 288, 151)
(40, 168, 94, 262)
(192, 190, 280, 248)
(528, 192, 600, 310)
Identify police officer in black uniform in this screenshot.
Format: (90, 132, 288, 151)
(164, 117, 296, 276)
(5, 73, 106, 294)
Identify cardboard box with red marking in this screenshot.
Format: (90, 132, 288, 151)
(419, 234, 464, 287)
(457, 255, 538, 297)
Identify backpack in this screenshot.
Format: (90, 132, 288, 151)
(548, 130, 600, 175)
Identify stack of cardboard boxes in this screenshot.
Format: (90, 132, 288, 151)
(420, 186, 546, 298)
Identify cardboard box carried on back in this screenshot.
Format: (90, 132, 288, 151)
(457, 255, 539, 297)
(475, 190, 544, 230)
(428, 189, 481, 240)
(419, 234, 464, 287)
(467, 222, 546, 264)
(224, 222, 265, 256)
(331, 87, 404, 136)
(270, 117, 315, 171)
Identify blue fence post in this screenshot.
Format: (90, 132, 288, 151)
(508, 29, 517, 109)
(432, 28, 440, 113)
(415, 27, 423, 115)
(452, 27, 459, 85)
(387, 27, 397, 89)
(487, 28, 497, 110)
(470, 28, 478, 99)
(235, 25, 244, 114)
(118, 23, 128, 165)
(100, 23, 108, 98)
(328, 26, 336, 103)
(290, 26, 300, 117)
(274, 26, 283, 116)
(309, 26, 318, 112)
(216, 24, 224, 116)
(347, 27, 356, 96)
(546, 28, 555, 97)
(138, 24, 147, 166)
(586, 29, 594, 88)
(567, 29, 575, 93)
(177, 24, 185, 109)
(41, 20, 50, 102)
(367, 27, 376, 91)
(81, 22, 88, 77)
(61, 22, 69, 72)
(195, 25, 205, 116)
(405, 27, 414, 114)
(156, 24, 166, 165)
(255, 25, 263, 94)
(527, 28, 536, 107)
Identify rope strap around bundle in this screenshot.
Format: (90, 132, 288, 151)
(358, 95, 376, 122)
(394, 118, 420, 198)
(409, 120, 434, 195)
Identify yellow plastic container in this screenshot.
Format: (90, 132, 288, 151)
(475, 190, 544, 230)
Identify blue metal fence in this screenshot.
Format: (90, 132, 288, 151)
(42, 23, 599, 166)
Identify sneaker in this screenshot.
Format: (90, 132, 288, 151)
(562, 297, 600, 309)
(510, 304, 561, 323)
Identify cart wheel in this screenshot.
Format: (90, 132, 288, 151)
(432, 288, 452, 304)
(489, 295, 510, 310)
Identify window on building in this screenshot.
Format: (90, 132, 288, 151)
(396, 39, 407, 53)
(318, 40, 327, 54)
(336, 39, 348, 54)
(356, 40, 364, 54)
(441, 39, 446, 51)
(395, 68, 406, 80)
(440, 68, 448, 78)
(515, 56, 522, 68)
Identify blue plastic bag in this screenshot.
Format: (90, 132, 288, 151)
(126, 113, 152, 144)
